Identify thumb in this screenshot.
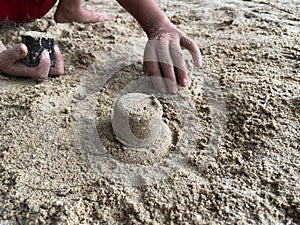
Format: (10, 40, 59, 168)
(0, 43, 28, 66)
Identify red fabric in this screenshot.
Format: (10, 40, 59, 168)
(0, 0, 57, 22)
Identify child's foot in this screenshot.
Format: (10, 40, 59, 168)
(54, 5, 116, 23)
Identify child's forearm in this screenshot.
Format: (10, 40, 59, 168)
(116, 0, 172, 36)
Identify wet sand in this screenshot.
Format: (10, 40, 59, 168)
(0, 0, 299, 224)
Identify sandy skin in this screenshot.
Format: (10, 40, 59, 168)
(0, 42, 64, 80)
(0, 0, 115, 80)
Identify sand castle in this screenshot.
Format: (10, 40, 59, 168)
(109, 93, 172, 164)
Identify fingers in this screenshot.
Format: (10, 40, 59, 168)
(0, 43, 28, 66)
(169, 44, 188, 87)
(49, 45, 64, 76)
(35, 50, 51, 80)
(143, 42, 168, 93)
(0, 41, 6, 51)
(1, 50, 51, 80)
(180, 36, 202, 68)
(97, 13, 116, 22)
(0, 43, 65, 80)
(144, 61, 169, 93)
(144, 40, 190, 94)
(156, 41, 178, 93)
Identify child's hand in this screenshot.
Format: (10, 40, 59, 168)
(0, 42, 64, 80)
(116, 0, 201, 93)
(143, 23, 202, 93)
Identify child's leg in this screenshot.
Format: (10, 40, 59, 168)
(54, 0, 115, 23)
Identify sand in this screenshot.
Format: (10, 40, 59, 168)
(107, 93, 172, 164)
(0, 0, 299, 224)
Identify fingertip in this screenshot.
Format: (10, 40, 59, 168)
(169, 86, 178, 94)
(176, 68, 189, 87)
(17, 43, 28, 57)
(195, 55, 203, 68)
(109, 15, 117, 22)
(54, 45, 61, 54)
(171, 86, 178, 94)
(41, 50, 50, 59)
(180, 37, 202, 68)
(35, 51, 51, 80)
(194, 61, 200, 68)
(150, 76, 168, 94)
(190, 48, 202, 68)
(98, 13, 116, 22)
(165, 79, 179, 94)
(39, 50, 51, 69)
(0, 41, 5, 50)
(182, 77, 188, 86)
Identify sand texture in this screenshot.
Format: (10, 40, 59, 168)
(0, 0, 299, 224)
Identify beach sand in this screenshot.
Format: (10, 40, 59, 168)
(0, 0, 299, 224)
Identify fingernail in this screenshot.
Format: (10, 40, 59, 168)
(18, 44, 28, 56)
(54, 45, 60, 53)
(172, 86, 178, 93)
(197, 59, 203, 68)
(43, 50, 50, 59)
(111, 16, 117, 21)
(183, 78, 188, 86)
